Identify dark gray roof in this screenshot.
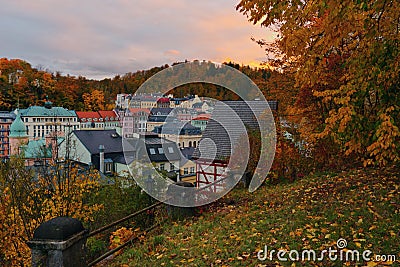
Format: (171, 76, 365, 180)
(148, 115, 171, 122)
(144, 137, 171, 145)
(152, 121, 201, 135)
(180, 147, 195, 160)
(0, 111, 16, 120)
(192, 102, 204, 108)
(144, 138, 181, 162)
(73, 130, 135, 154)
(150, 108, 173, 116)
(193, 100, 277, 161)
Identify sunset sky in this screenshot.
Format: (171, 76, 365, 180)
(0, 1, 276, 80)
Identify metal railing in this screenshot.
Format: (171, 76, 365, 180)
(85, 173, 234, 266)
(86, 201, 164, 266)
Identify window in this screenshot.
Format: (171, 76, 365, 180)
(105, 163, 112, 173)
(170, 164, 175, 171)
(158, 147, 164, 154)
(168, 147, 174, 153)
(190, 167, 195, 173)
(160, 163, 165, 171)
(149, 148, 156, 155)
(184, 168, 188, 175)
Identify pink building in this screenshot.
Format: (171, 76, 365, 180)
(122, 108, 150, 137)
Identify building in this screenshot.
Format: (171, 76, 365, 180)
(98, 111, 120, 129)
(169, 95, 197, 109)
(130, 94, 159, 109)
(193, 100, 278, 191)
(58, 129, 136, 176)
(20, 135, 63, 167)
(192, 101, 213, 113)
(76, 111, 104, 129)
(59, 130, 182, 179)
(190, 113, 211, 131)
(172, 107, 196, 122)
(156, 97, 170, 108)
(8, 113, 29, 156)
(152, 120, 202, 148)
(8, 113, 60, 167)
(19, 101, 79, 140)
(115, 94, 132, 109)
(0, 111, 16, 158)
(146, 108, 174, 132)
(122, 108, 150, 137)
(76, 110, 120, 130)
(144, 136, 181, 181)
(179, 147, 196, 184)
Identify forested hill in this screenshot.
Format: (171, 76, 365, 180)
(0, 58, 295, 112)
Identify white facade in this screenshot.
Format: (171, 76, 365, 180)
(19, 107, 80, 140)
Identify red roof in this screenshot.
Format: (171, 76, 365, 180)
(98, 110, 119, 120)
(192, 114, 211, 121)
(76, 111, 101, 119)
(157, 97, 170, 103)
(129, 108, 150, 114)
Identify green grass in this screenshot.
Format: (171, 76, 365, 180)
(111, 167, 400, 267)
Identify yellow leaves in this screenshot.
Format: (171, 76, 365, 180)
(366, 261, 382, 267)
(83, 89, 106, 111)
(365, 111, 400, 166)
(0, 159, 103, 265)
(109, 227, 136, 254)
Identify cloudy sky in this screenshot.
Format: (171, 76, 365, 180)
(0, 0, 275, 80)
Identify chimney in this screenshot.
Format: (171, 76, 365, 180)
(99, 145, 104, 173)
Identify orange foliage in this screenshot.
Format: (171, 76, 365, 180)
(0, 157, 103, 265)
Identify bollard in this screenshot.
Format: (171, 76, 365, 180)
(27, 217, 88, 267)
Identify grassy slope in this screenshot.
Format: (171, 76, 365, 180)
(112, 167, 399, 267)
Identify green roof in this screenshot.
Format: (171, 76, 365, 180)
(9, 113, 28, 138)
(21, 137, 64, 159)
(20, 106, 77, 117)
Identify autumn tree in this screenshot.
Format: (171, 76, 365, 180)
(0, 156, 102, 266)
(237, 0, 400, 166)
(82, 89, 114, 111)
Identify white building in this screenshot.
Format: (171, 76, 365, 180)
(18, 101, 79, 140)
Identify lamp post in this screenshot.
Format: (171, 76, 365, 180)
(144, 175, 154, 221)
(145, 174, 153, 196)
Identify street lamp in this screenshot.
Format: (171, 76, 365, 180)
(145, 174, 153, 195)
